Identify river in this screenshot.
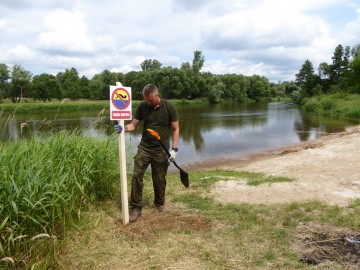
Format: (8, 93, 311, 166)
(1, 101, 357, 169)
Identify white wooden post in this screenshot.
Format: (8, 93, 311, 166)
(115, 82, 129, 225)
(118, 119, 129, 224)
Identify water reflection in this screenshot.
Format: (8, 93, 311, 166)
(1, 102, 357, 168)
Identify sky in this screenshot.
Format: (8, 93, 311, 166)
(0, 0, 359, 83)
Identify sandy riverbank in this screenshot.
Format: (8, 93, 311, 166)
(209, 125, 360, 206)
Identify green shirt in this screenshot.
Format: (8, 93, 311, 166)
(134, 99, 178, 150)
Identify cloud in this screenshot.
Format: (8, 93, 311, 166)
(343, 7, 360, 45)
(0, 0, 358, 82)
(36, 8, 93, 54)
(2, 44, 37, 64)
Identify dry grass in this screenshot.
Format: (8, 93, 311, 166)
(58, 200, 280, 270)
(56, 201, 301, 270)
(57, 202, 215, 270)
(55, 170, 360, 270)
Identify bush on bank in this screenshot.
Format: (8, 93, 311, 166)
(303, 93, 360, 121)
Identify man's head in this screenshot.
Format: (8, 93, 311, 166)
(143, 84, 161, 108)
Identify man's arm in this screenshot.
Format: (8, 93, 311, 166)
(171, 120, 179, 149)
(124, 118, 140, 132)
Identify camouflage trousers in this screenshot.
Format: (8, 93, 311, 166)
(130, 145, 169, 210)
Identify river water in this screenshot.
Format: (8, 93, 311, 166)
(1, 102, 357, 169)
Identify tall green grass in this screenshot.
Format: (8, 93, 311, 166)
(0, 98, 193, 113)
(303, 93, 360, 121)
(0, 130, 128, 267)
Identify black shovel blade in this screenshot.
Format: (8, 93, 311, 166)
(179, 169, 189, 188)
(172, 160, 189, 188)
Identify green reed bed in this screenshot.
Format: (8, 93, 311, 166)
(303, 93, 360, 120)
(0, 100, 110, 113)
(0, 99, 194, 114)
(0, 131, 121, 267)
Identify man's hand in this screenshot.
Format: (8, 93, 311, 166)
(169, 149, 177, 161)
(114, 125, 123, 133)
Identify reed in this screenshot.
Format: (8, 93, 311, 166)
(0, 127, 129, 266)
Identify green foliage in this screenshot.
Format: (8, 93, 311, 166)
(208, 82, 225, 103)
(140, 59, 162, 71)
(1, 43, 359, 106)
(8, 65, 32, 103)
(303, 97, 317, 112)
(303, 93, 360, 120)
(0, 131, 122, 259)
(31, 73, 62, 102)
(0, 50, 278, 105)
(345, 55, 360, 93)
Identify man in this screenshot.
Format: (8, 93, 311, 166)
(114, 84, 179, 223)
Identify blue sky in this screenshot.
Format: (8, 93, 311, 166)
(0, 0, 359, 82)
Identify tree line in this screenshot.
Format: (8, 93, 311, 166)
(295, 43, 360, 101)
(0, 45, 359, 105)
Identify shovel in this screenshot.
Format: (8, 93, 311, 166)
(147, 128, 189, 188)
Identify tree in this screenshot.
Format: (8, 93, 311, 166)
(192, 50, 205, 75)
(57, 68, 80, 100)
(89, 74, 105, 100)
(10, 65, 32, 103)
(318, 62, 331, 93)
(99, 69, 118, 100)
(284, 81, 300, 96)
(344, 55, 360, 93)
(31, 73, 61, 102)
(0, 63, 10, 102)
(179, 62, 194, 99)
(208, 82, 225, 103)
(351, 43, 360, 58)
(190, 51, 205, 99)
(79, 76, 90, 99)
(230, 83, 247, 102)
(295, 60, 318, 96)
(329, 44, 350, 86)
(318, 62, 330, 80)
(140, 59, 162, 71)
(247, 75, 270, 100)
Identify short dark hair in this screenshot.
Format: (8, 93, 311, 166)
(142, 84, 159, 96)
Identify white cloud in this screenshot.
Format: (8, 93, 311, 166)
(2, 44, 36, 63)
(119, 42, 158, 55)
(37, 8, 93, 54)
(0, 0, 358, 82)
(0, 18, 8, 28)
(343, 8, 360, 45)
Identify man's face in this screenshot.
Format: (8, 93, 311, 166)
(144, 93, 160, 108)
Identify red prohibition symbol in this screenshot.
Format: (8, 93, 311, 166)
(112, 88, 130, 110)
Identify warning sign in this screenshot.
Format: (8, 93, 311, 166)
(110, 85, 132, 120)
(112, 88, 130, 110)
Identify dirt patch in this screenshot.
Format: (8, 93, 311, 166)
(295, 222, 360, 268)
(115, 203, 211, 242)
(209, 125, 360, 206)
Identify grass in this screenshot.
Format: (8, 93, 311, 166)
(2, 147, 359, 268)
(53, 170, 360, 270)
(303, 93, 360, 121)
(189, 170, 295, 191)
(1, 101, 359, 269)
(0, 128, 136, 268)
(0, 98, 203, 114)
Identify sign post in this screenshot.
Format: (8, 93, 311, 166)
(110, 82, 132, 225)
